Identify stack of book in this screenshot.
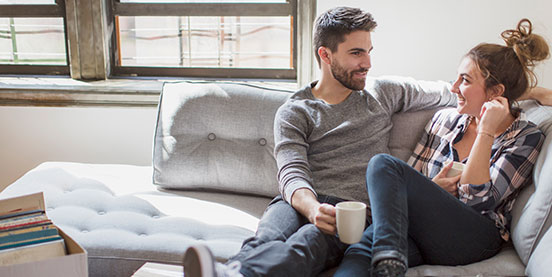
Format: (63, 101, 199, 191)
(0, 197, 66, 266)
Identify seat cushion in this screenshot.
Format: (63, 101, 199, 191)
(320, 245, 524, 276)
(406, 245, 524, 276)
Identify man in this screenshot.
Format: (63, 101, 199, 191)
(185, 3, 552, 275)
(183, 6, 459, 277)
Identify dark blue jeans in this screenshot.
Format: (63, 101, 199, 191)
(230, 195, 367, 277)
(334, 154, 503, 277)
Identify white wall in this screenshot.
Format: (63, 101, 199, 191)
(3, 0, 552, 189)
(317, 0, 552, 88)
(0, 106, 158, 189)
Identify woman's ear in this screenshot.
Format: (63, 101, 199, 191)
(318, 47, 332, 65)
(489, 84, 506, 98)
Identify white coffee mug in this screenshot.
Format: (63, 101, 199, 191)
(336, 201, 366, 244)
(446, 161, 466, 178)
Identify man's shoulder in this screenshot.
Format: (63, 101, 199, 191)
(365, 75, 416, 91)
(279, 84, 319, 110)
(276, 87, 314, 120)
(276, 83, 307, 103)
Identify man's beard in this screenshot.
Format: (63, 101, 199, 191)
(330, 60, 368, 91)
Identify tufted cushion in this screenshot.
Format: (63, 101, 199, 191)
(0, 162, 272, 277)
(510, 100, 552, 265)
(152, 82, 291, 197)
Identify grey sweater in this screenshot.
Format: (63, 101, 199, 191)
(274, 76, 457, 204)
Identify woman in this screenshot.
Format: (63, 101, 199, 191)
(334, 18, 550, 277)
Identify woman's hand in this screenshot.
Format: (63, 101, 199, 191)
(478, 96, 511, 135)
(432, 162, 461, 196)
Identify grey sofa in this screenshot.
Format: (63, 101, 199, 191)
(2, 81, 552, 277)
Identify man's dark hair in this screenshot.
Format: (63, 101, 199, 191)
(313, 7, 377, 67)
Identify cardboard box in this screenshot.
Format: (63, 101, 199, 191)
(0, 192, 88, 277)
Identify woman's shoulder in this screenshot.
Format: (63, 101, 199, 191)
(429, 108, 464, 129)
(514, 111, 545, 143)
(433, 107, 460, 118)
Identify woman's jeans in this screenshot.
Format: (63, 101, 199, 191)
(335, 154, 503, 277)
(230, 194, 368, 277)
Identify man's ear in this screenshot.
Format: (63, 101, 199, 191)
(318, 47, 332, 65)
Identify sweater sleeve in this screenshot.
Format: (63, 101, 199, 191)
(273, 102, 317, 204)
(369, 76, 457, 115)
(458, 130, 544, 212)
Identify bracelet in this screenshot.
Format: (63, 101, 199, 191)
(478, 131, 495, 139)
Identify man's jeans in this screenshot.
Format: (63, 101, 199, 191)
(229, 194, 366, 276)
(334, 154, 503, 277)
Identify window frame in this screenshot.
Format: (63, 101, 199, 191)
(0, 0, 317, 107)
(1, 0, 308, 81)
(109, 0, 298, 80)
(0, 0, 69, 75)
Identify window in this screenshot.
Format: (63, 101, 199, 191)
(0, 0, 68, 75)
(0, 0, 314, 81)
(113, 0, 295, 79)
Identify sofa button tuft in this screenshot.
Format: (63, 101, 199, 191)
(82, 229, 89, 233)
(152, 215, 160, 219)
(208, 133, 216, 141)
(139, 233, 147, 237)
(98, 211, 106, 215)
(258, 138, 267, 146)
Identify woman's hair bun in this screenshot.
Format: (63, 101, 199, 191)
(501, 18, 550, 67)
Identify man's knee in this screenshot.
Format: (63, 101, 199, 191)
(295, 224, 325, 239)
(288, 224, 338, 250)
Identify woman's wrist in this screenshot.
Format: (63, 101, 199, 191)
(477, 130, 495, 139)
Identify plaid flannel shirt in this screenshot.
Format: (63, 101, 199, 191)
(408, 108, 544, 241)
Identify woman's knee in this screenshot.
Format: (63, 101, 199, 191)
(365, 153, 404, 185)
(366, 154, 398, 173)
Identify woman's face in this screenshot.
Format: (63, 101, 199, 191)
(451, 57, 490, 118)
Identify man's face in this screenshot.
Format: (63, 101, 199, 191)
(329, 31, 373, 91)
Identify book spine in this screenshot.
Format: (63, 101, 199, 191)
(0, 209, 44, 221)
(0, 227, 59, 245)
(0, 236, 62, 251)
(0, 224, 55, 237)
(0, 214, 48, 226)
(0, 218, 51, 231)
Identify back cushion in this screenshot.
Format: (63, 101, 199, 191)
(153, 82, 291, 197)
(510, 100, 552, 265)
(389, 108, 442, 161)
